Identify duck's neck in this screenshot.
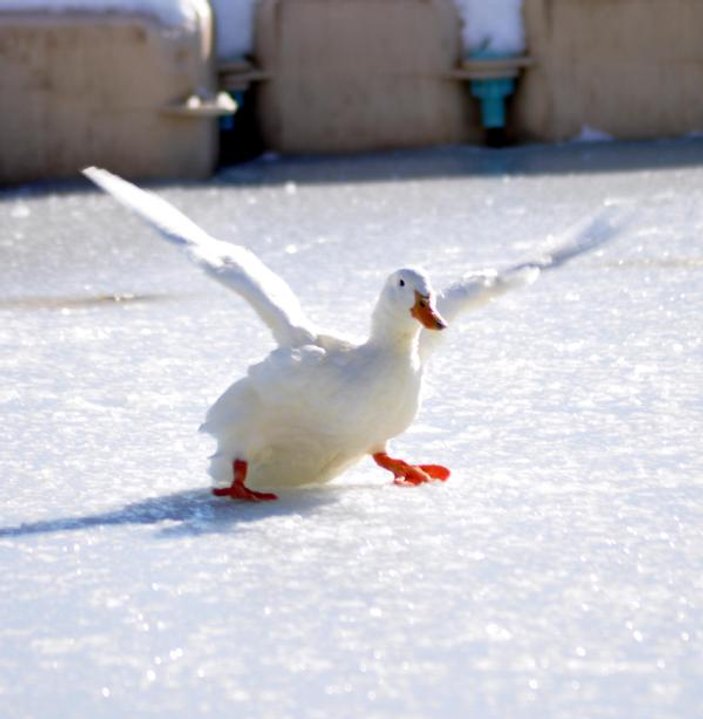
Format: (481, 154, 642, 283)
(369, 306, 421, 354)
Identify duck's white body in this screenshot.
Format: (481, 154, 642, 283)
(205, 337, 423, 489)
(83, 166, 630, 498)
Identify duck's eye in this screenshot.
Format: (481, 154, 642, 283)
(399, 279, 405, 287)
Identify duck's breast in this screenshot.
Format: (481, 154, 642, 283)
(207, 343, 423, 488)
(264, 343, 419, 431)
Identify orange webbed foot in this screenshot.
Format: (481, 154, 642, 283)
(212, 459, 278, 502)
(372, 452, 451, 487)
(417, 464, 451, 481)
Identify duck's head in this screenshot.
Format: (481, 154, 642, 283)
(373, 268, 447, 337)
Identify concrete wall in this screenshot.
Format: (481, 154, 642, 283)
(0, 10, 219, 183)
(254, 0, 703, 152)
(255, 0, 482, 153)
(2, 0, 703, 183)
(516, 0, 703, 141)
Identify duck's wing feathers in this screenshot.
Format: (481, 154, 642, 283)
(421, 204, 633, 360)
(82, 167, 317, 348)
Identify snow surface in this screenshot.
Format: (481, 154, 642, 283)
(1, 140, 702, 718)
(0, 0, 210, 28)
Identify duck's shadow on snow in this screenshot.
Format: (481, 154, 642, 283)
(0, 487, 341, 540)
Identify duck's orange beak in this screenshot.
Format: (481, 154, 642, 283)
(410, 291, 447, 331)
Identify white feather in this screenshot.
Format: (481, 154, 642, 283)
(419, 204, 633, 360)
(82, 167, 316, 348)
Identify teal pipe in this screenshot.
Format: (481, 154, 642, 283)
(470, 76, 515, 129)
(468, 51, 517, 130)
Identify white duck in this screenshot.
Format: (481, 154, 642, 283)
(83, 167, 627, 501)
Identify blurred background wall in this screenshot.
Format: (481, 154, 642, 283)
(1, 0, 703, 183)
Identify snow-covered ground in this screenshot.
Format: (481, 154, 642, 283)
(1, 140, 702, 718)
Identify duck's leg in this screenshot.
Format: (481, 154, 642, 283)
(372, 452, 450, 486)
(212, 459, 278, 501)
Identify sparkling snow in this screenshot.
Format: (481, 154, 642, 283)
(1, 140, 702, 718)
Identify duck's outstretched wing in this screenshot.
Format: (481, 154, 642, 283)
(83, 167, 317, 348)
(420, 204, 633, 361)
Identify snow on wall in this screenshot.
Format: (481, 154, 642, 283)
(209, 0, 526, 60)
(453, 0, 525, 55)
(209, 0, 527, 60)
(0, 0, 211, 29)
(0, 0, 526, 60)
(210, 0, 256, 60)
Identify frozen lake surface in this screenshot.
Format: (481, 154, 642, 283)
(1, 141, 702, 718)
